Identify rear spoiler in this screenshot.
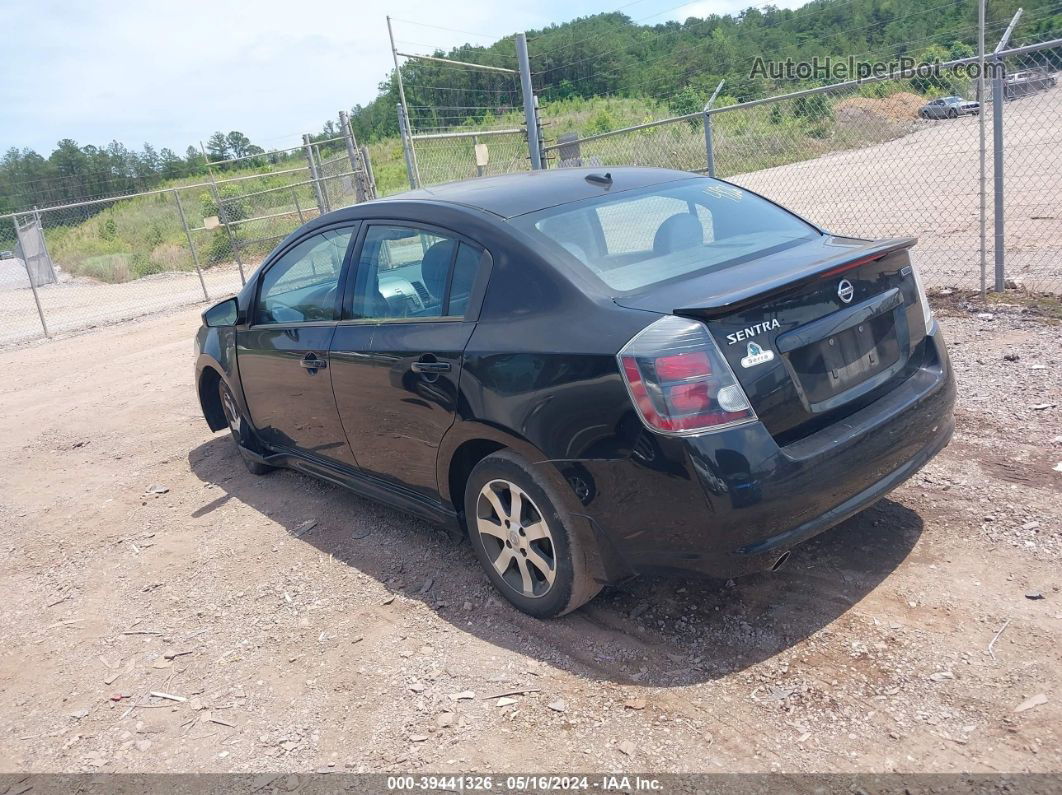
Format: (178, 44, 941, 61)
(674, 237, 917, 320)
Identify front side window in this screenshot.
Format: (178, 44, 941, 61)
(352, 224, 480, 320)
(509, 179, 818, 293)
(256, 227, 354, 324)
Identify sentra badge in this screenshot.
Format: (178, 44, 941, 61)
(740, 341, 775, 369)
(726, 318, 780, 345)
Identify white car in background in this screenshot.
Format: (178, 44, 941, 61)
(919, 96, 980, 119)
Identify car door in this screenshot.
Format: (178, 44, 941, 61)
(236, 223, 358, 468)
(330, 222, 488, 500)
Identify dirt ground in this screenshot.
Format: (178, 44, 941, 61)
(0, 299, 1059, 775)
(0, 263, 245, 348)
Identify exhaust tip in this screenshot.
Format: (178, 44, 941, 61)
(770, 551, 791, 572)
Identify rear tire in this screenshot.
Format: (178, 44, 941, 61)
(218, 381, 272, 476)
(464, 451, 600, 618)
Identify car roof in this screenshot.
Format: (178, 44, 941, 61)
(378, 166, 701, 219)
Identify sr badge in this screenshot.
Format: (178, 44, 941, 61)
(740, 341, 775, 368)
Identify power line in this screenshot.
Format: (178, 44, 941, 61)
(387, 18, 513, 41)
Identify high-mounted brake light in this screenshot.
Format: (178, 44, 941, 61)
(618, 315, 756, 435)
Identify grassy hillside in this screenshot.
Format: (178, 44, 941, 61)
(40, 157, 335, 283)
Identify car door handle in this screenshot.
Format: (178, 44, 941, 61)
(300, 353, 327, 370)
(411, 361, 451, 373)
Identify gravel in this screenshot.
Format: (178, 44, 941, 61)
(0, 299, 1058, 774)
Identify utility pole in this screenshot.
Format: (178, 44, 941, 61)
(388, 16, 420, 187)
(515, 33, 542, 170)
(397, 104, 418, 189)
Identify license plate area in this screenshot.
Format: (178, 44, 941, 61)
(790, 313, 900, 404)
(776, 288, 911, 414)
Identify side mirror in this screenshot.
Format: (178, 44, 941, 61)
(204, 297, 240, 327)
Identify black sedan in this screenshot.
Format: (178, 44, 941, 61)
(195, 167, 954, 618)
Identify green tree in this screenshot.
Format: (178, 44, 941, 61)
(224, 131, 252, 159)
(205, 132, 230, 163)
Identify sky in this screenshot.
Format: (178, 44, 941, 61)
(0, 0, 807, 157)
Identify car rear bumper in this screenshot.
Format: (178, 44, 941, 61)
(564, 325, 955, 581)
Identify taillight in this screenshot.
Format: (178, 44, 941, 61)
(618, 315, 756, 435)
(909, 260, 934, 328)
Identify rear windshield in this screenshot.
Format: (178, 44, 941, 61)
(509, 179, 818, 293)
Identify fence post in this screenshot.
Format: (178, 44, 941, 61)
(313, 142, 332, 214)
(360, 145, 377, 199)
(31, 207, 58, 283)
(977, 0, 987, 299)
(703, 80, 726, 178)
(12, 215, 49, 338)
(515, 33, 542, 170)
(303, 134, 327, 214)
(339, 110, 368, 203)
(172, 189, 209, 301)
(202, 152, 245, 285)
(397, 104, 419, 189)
(292, 187, 306, 223)
(990, 9, 1022, 292)
(534, 95, 548, 168)
(991, 64, 1006, 292)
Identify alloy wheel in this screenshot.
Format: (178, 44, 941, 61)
(475, 479, 557, 598)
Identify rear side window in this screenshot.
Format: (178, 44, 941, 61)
(352, 224, 482, 319)
(509, 179, 817, 293)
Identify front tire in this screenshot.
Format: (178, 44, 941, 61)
(464, 451, 600, 618)
(218, 381, 272, 476)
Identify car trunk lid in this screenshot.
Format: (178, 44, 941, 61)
(614, 235, 929, 442)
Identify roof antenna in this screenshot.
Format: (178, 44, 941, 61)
(585, 172, 613, 186)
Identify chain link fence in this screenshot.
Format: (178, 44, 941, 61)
(0, 124, 376, 346)
(4, 36, 1061, 346)
(409, 128, 532, 187)
(541, 36, 1062, 294)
